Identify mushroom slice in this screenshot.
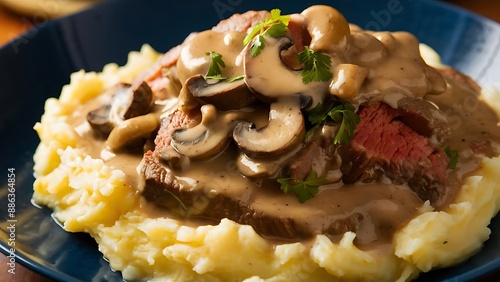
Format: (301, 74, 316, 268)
(237, 153, 281, 179)
(244, 36, 328, 106)
(87, 104, 113, 137)
(171, 104, 241, 160)
(186, 74, 255, 111)
(236, 143, 303, 179)
(112, 81, 153, 120)
(233, 97, 305, 158)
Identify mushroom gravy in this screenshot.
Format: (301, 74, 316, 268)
(71, 6, 499, 249)
(69, 75, 499, 249)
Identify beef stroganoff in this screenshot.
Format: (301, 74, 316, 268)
(33, 5, 500, 281)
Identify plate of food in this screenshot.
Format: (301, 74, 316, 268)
(1, 0, 499, 281)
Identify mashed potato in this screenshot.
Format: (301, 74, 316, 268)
(33, 44, 500, 282)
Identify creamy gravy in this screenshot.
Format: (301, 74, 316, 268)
(68, 81, 499, 249)
(67, 7, 500, 250)
(176, 30, 246, 83)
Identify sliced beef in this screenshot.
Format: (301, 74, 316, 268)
(133, 44, 181, 85)
(134, 45, 183, 100)
(134, 32, 200, 100)
(211, 10, 268, 33)
(152, 109, 200, 159)
(322, 212, 363, 238)
(288, 141, 321, 181)
(439, 67, 481, 93)
(286, 14, 312, 53)
(340, 101, 450, 204)
(141, 158, 300, 239)
(431, 68, 498, 158)
(471, 137, 497, 156)
(396, 97, 449, 146)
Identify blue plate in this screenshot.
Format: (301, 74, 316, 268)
(0, 0, 499, 281)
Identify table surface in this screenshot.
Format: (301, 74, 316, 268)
(0, 0, 499, 281)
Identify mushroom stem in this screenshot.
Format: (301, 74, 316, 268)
(301, 5, 351, 53)
(236, 143, 303, 179)
(185, 74, 255, 111)
(106, 113, 159, 152)
(329, 64, 368, 99)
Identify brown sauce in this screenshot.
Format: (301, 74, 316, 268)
(68, 86, 499, 250)
(66, 7, 500, 251)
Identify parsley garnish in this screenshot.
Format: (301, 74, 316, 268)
(242, 9, 333, 84)
(225, 75, 245, 82)
(307, 100, 360, 145)
(249, 35, 265, 57)
(243, 9, 290, 57)
(444, 145, 459, 169)
(278, 171, 325, 203)
(204, 52, 244, 82)
(205, 51, 226, 79)
(297, 46, 333, 84)
(163, 189, 187, 211)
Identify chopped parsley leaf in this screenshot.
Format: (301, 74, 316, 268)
(445, 145, 459, 169)
(278, 171, 325, 203)
(243, 9, 290, 57)
(205, 51, 226, 79)
(297, 46, 333, 84)
(307, 100, 360, 145)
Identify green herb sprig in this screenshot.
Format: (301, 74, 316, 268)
(204, 51, 244, 82)
(278, 171, 325, 203)
(225, 75, 244, 82)
(297, 46, 333, 84)
(243, 8, 333, 84)
(243, 9, 290, 57)
(444, 145, 459, 169)
(307, 100, 360, 145)
(205, 51, 226, 80)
